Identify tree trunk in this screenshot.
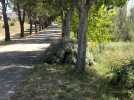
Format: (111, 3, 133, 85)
(61, 15, 65, 38)
(39, 20, 42, 31)
(17, 3, 25, 37)
(76, 4, 89, 72)
(20, 22, 24, 37)
(34, 22, 37, 34)
(1, 0, 10, 41)
(41, 25, 44, 30)
(29, 16, 33, 35)
(39, 24, 42, 31)
(61, 9, 72, 41)
(64, 9, 71, 41)
(38, 17, 42, 31)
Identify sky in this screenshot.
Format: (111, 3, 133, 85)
(0, 3, 13, 13)
(127, 0, 134, 16)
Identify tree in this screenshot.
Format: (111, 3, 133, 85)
(111, 5, 134, 41)
(76, 0, 95, 72)
(24, 0, 37, 34)
(88, 5, 116, 52)
(13, 0, 26, 37)
(17, 2, 25, 37)
(1, 0, 10, 41)
(75, 0, 127, 72)
(49, 0, 72, 41)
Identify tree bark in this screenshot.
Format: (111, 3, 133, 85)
(29, 16, 33, 35)
(34, 22, 37, 34)
(39, 17, 42, 31)
(61, 14, 65, 38)
(61, 9, 72, 41)
(1, 0, 10, 41)
(17, 3, 25, 37)
(64, 9, 71, 41)
(39, 24, 42, 31)
(20, 21, 24, 37)
(76, 4, 89, 72)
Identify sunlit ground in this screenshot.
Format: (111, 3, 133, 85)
(0, 24, 62, 100)
(0, 43, 50, 52)
(0, 25, 61, 52)
(0, 21, 29, 40)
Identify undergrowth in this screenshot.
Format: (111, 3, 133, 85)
(11, 42, 134, 100)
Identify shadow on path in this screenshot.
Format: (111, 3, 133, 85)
(0, 24, 61, 100)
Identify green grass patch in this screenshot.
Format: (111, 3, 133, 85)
(11, 63, 117, 100)
(93, 42, 134, 99)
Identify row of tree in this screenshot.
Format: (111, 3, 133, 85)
(0, 0, 54, 41)
(0, 0, 128, 72)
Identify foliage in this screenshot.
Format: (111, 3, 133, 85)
(88, 5, 116, 44)
(71, 9, 79, 39)
(9, 20, 15, 26)
(94, 42, 134, 99)
(11, 42, 134, 100)
(112, 6, 132, 41)
(11, 63, 112, 100)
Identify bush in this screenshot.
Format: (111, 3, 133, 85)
(111, 61, 134, 89)
(10, 21, 15, 26)
(94, 42, 134, 99)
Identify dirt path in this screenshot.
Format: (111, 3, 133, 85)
(0, 24, 61, 100)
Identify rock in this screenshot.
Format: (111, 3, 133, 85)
(56, 48, 65, 59)
(86, 51, 95, 66)
(44, 40, 95, 66)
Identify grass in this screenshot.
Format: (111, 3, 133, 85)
(11, 42, 134, 100)
(0, 20, 29, 40)
(11, 64, 107, 100)
(94, 42, 134, 76)
(93, 42, 134, 99)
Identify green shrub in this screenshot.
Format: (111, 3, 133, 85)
(94, 42, 134, 99)
(111, 61, 134, 89)
(10, 21, 15, 26)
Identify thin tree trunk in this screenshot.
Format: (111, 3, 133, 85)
(64, 9, 71, 41)
(34, 22, 37, 34)
(20, 22, 24, 37)
(38, 17, 42, 31)
(29, 16, 33, 35)
(21, 10, 25, 37)
(61, 15, 65, 38)
(39, 24, 41, 31)
(41, 25, 44, 30)
(17, 3, 25, 37)
(39, 18, 42, 31)
(61, 9, 72, 41)
(76, 4, 89, 72)
(1, 0, 10, 41)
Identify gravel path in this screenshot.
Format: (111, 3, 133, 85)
(0, 24, 61, 100)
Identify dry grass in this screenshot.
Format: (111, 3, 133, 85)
(0, 20, 29, 40)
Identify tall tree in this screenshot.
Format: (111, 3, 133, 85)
(76, 0, 127, 72)
(1, 0, 10, 41)
(16, 2, 25, 37)
(48, 0, 72, 41)
(76, 0, 95, 72)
